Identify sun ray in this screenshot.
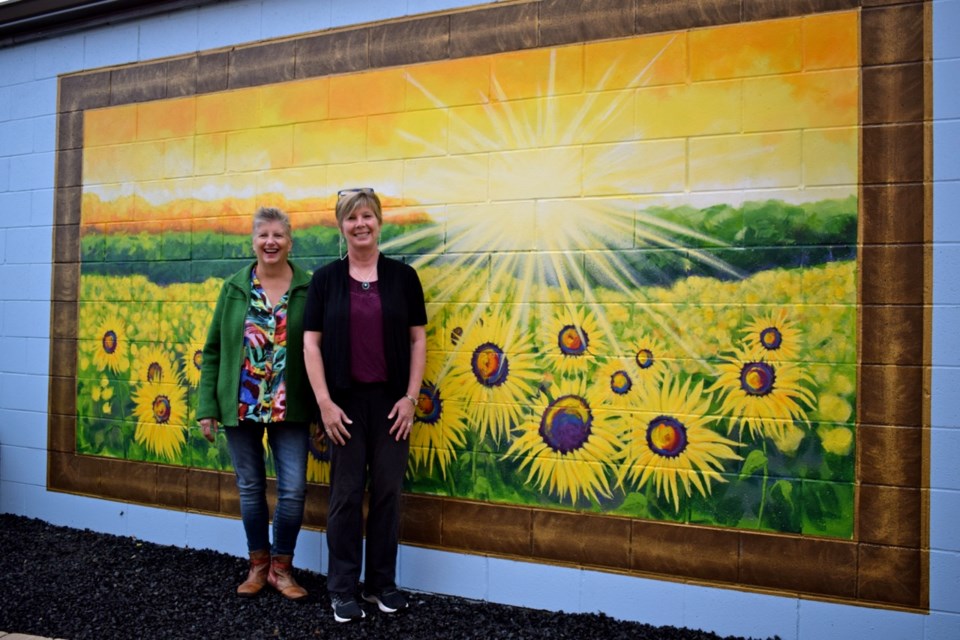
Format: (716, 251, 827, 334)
(390, 40, 750, 386)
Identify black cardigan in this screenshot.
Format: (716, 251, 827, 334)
(303, 253, 427, 399)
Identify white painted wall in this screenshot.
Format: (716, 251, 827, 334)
(0, 1, 957, 638)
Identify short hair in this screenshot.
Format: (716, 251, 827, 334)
(252, 206, 292, 237)
(335, 190, 383, 229)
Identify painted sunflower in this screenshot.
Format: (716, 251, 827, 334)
(546, 306, 607, 377)
(442, 305, 483, 352)
(502, 376, 622, 505)
(409, 357, 468, 479)
(710, 347, 817, 442)
(91, 316, 130, 374)
(445, 309, 540, 444)
(132, 344, 182, 385)
(132, 379, 188, 460)
(618, 377, 741, 512)
(625, 330, 675, 389)
(180, 326, 207, 387)
(594, 356, 640, 410)
(741, 308, 801, 363)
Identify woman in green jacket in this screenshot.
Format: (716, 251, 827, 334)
(198, 206, 315, 601)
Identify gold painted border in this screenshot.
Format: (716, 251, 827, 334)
(48, 0, 931, 610)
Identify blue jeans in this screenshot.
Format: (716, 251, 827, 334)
(225, 420, 309, 556)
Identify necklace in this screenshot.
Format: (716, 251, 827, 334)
(353, 262, 377, 290)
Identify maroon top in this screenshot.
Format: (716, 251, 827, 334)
(349, 276, 387, 383)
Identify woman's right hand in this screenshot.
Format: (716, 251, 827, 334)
(319, 400, 352, 446)
(199, 417, 219, 443)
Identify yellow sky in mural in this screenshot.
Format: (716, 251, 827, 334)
(81, 11, 858, 224)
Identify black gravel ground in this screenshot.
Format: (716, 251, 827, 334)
(0, 514, 775, 640)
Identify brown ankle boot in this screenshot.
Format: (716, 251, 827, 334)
(237, 549, 271, 597)
(267, 554, 308, 600)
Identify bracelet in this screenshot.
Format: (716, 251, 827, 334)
(404, 394, 417, 407)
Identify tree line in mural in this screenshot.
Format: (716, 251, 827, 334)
(76, 196, 856, 538)
(80, 197, 855, 284)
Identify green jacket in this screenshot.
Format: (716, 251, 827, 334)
(197, 260, 316, 426)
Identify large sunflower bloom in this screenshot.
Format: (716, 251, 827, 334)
(503, 377, 622, 505)
(91, 316, 130, 374)
(710, 347, 817, 442)
(618, 378, 741, 512)
(546, 307, 607, 377)
(132, 379, 188, 460)
(409, 357, 468, 479)
(741, 308, 801, 363)
(445, 310, 540, 444)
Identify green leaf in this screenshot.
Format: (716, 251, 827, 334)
(611, 491, 650, 517)
(801, 481, 854, 538)
(770, 479, 794, 507)
(739, 449, 768, 479)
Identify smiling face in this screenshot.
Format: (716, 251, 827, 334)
(341, 204, 381, 253)
(253, 219, 292, 267)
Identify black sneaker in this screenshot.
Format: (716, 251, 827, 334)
(362, 587, 408, 613)
(331, 593, 365, 623)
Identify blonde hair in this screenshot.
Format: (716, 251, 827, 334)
(335, 190, 383, 229)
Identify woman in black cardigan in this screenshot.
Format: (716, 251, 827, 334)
(303, 188, 426, 623)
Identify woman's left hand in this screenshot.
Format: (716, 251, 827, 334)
(387, 397, 416, 441)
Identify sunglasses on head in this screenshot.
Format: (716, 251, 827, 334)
(337, 187, 376, 199)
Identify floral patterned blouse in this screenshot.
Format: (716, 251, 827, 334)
(237, 269, 289, 423)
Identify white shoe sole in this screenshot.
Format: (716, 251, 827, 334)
(332, 605, 366, 623)
(362, 593, 405, 613)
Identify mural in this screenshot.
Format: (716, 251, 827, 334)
(76, 11, 859, 539)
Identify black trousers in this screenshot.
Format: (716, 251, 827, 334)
(326, 383, 410, 595)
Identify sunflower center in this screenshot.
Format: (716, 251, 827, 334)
(759, 327, 783, 350)
(101, 330, 118, 355)
(416, 382, 442, 425)
(471, 342, 509, 387)
(539, 394, 592, 454)
(635, 347, 654, 369)
(740, 361, 776, 396)
(147, 361, 163, 383)
(192, 350, 203, 370)
(610, 370, 632, 395)
(646, 416, 688, 458)
(557, 325, 587, 356)
(152, 395, 172, 424)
